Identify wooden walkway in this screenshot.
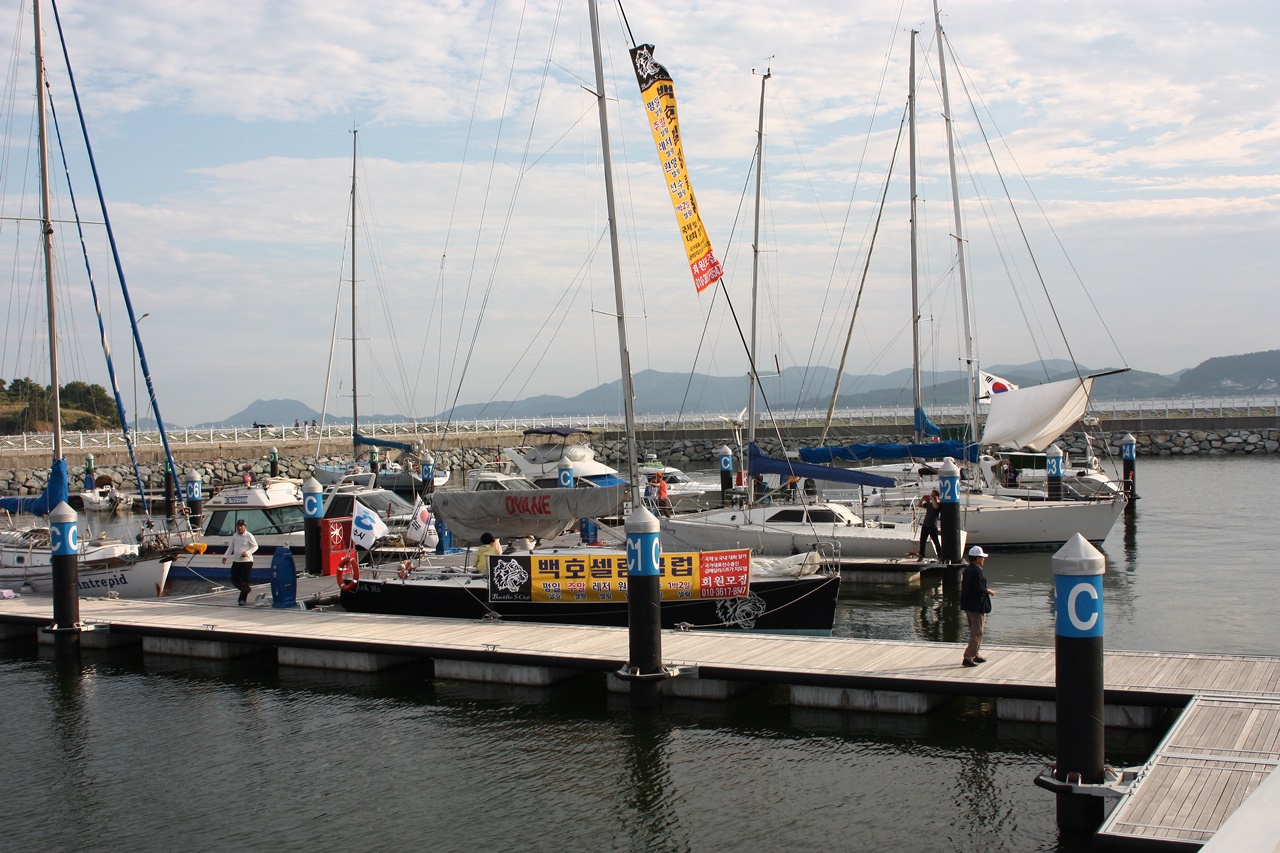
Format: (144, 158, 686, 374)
(1, 593, 1278, 705)
(1097, 694, 1280, 850)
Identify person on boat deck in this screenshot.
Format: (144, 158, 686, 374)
(750, 472, 767, 498)
(651, 473, 672, 517)
(1003, 464, 1021, 488)
(778, 474, 800, 499)
(473, 532, 501, 574)
(917, 490, 942, 561)
(961, 546, 996, 667)
(222, 518, 258, 606)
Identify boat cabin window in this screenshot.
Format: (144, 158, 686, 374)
(205, 507, 305, 537)
(765, 509, 806, 523)
(805, 509, 840, 524)
(325, 490, 414, 520)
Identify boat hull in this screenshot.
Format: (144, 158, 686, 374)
(660, 515, 922, 560)
(21, 556, 171, 599)
(956, 498, 1125, 548)
(339, 572, 840, 633)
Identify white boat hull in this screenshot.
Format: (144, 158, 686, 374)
(659, 506, 925, 560)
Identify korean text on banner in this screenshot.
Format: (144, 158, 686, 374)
(629, 44, 723, 293)
(487, 549, 751, 604)
(351, 502, 389, 550)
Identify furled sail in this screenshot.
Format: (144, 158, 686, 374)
(749, 444, 896, 488)
(981, 376, 1095, 451)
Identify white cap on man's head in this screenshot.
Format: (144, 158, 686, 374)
(968, 545, 988, 559)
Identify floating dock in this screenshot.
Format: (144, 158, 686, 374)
(3, 591, 1278, 848)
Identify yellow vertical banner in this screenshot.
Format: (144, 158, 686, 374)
(630, 44, 723, 293)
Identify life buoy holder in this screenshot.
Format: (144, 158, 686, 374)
(338, 555, 359, 593)
(397, 560, 412, 580)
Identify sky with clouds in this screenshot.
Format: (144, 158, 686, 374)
(2, 0, 1277, 426)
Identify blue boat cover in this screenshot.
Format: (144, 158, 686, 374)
(584, 473, 627, 487)
(0, 458, 69, 516)
(799, 440, 978, 464)
(748, 444, 896, 488)
(354, 432, 414, 453)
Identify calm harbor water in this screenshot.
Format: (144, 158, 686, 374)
(1, 455, 1275, 852)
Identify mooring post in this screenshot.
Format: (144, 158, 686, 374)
(939, 458, 962, 565)
(1046, 444, 1064, 501)
(1121, 433, 1137, 509)
(302, 477, 323, 577)
(269, 446, 279, 478)
(83, 453, 94, 490)
(1053, 532, 1107, 831)
(625, 504, 664, 710)
(183, 469, 203, 527)
(716, 444, 734, 506)
(419, 447, 435, 497)
(49, 501, 81, 658)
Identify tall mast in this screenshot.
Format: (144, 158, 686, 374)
(587, 0, 638, 493)
(33, 0, 61, 461)
(909, 30, 922, 442)
(350, 129, 359, 437)
(746, 67, 770, 482)
(933, 0, 978, 447)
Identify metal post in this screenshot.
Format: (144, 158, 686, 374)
(716, 445, 734, 506)
(164, 460, 177, 521)
(303, 477, 323, 577)
(183, 469, 203, 528)
(1051, 533, 1107, 831)
(1046, 444, 1064, 501)
(49, 501, 81, 658)
(624, 504, 664, 710)
(938, 458, 962, 564)
(1121, 433, 1137, 509)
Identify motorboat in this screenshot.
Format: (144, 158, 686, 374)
(79, 474, 135, 513)
(502, 427, 627, 488)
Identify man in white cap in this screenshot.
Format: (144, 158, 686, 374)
(961, 545, 996, 667)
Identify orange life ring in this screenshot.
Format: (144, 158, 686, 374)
(397, 560, 412, 580)
(338, 555, 359, 593)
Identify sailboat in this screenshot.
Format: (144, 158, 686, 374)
(0, 0, 174, 598)
(312, 130, 449, 493)
(337, 1, 840, 633)
(655, 67, 933, 562)
(800, 11, 1125, 548)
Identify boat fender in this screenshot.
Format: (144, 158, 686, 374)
(338, 556, 359, 592)
(397, 561, 412, 580)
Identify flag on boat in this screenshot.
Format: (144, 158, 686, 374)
(978, 370, 1019, 400)
(629, 44, 723, 293)
(404, 497, 438, 547)
(351, 502, 389, 550)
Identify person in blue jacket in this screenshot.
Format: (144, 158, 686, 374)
(960, 545, 996, 666)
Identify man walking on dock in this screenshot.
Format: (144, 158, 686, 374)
(961, 546, 995, 667)
(223, 518, 258, 605)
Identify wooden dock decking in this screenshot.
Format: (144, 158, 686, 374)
(1, 592, 1277, 706)
(1097, 695, 1280, 850)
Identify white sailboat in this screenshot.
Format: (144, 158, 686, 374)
(0, 0, 172, 598)
(657, 67, 927, 561)
(805, 11, 1125, 547)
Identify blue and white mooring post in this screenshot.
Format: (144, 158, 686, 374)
(302, 477, 323, 576)
(49, 501, 81, 658)
(1121, 433, 1138, 508)
(716, 445, 734, 506)
(419, 447, 435, 497)
(938, 458, 962, 564)
(623, 504, 664, 709)
(1046, 444, 1064, 501)
(183, 469, 203, 525)
(1052, 532, 1107, 831)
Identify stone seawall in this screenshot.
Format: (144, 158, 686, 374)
(3, 427, 1277, 498)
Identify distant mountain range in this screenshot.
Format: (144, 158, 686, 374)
(198, 350, 1280, 428)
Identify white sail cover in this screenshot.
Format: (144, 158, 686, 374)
(981, 376, 1095, 451)
(430, 486, 626, 541)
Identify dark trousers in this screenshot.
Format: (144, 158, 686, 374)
(919, 526, 940, 557)
(230, 561, 253, 602)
